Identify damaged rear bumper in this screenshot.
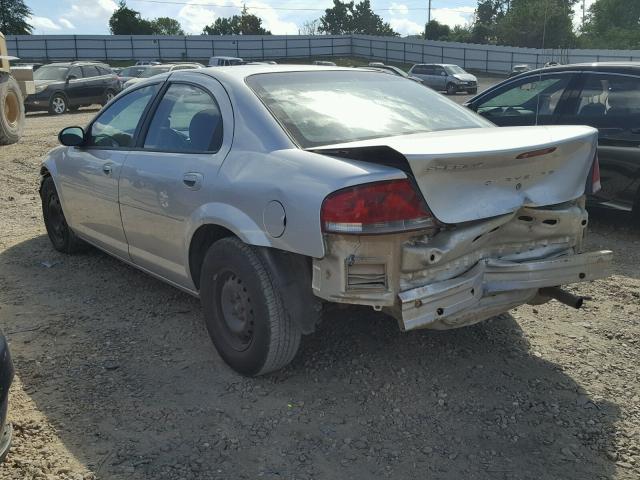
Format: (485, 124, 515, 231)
(398, 250, 612, 330)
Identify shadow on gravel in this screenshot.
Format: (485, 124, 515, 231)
(1, 235, 622, 480)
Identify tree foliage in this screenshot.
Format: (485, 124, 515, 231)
(202, 6, 271, 35)
(579, 0, 640, 48)
(109, 1, 185, 35)
(151, 17, 184, 36)
(319, 0, 397, 36)
(423, 20, 451, 41)
(0, 0, 33, 35)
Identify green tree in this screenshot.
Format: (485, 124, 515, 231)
(109, 1, 154, 35)
(319, 0, 397, 36)
(470, 0, 508, 43)
(0, 0, 33, 35)
(150, 17, 184, 35)
(579, 0, 640, 48)
(423, 20, 451, 40)
(496, 0, 577, 48)
(202, 6, 271, 35)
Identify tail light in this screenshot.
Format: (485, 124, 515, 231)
(586, 151, 601, 194)
(321, 179, 436, 234)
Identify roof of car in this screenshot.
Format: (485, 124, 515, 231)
(197, 64, 355, 79)
(514, 61, 640, 77)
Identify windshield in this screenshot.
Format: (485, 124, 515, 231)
(444, 65, 466, 75)
(121, 66, 147, 77)
(247, 71, 490, 148)
(140, 66, 171, 78)
(385, 66, 408, 77)
(34, 66, 69, 81)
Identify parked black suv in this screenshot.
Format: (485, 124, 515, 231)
(465, 62, 640, 220)
(24, 61, 121, 115)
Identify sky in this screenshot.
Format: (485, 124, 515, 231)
(25, 0, 596, 37)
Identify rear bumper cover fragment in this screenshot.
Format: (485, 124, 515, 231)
(398, 250, 613, 331)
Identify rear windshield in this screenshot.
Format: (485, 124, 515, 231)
(247, 70, 489, 148)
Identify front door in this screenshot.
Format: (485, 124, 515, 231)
(56, 83, 161, 257)
(118, 73, 233, 288)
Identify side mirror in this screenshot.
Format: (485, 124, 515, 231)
(441, 71, 446, 76)
(59, 126, 85, 147)
(67, 75, 77, 83)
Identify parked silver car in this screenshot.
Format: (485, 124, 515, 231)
(40, 65, 611, 375)
(409, 63, 478, 94)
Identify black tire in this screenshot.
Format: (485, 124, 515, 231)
(68, 105, 80, 112)
(102, 89, 116, 106)
(446, 83, 457, 95)
(40, 176, 86, 254)
(200, 238, 302, 376)
(0, 73, 25, 145)
(48, 94, 67, 115)
(467, 88, 478, 95)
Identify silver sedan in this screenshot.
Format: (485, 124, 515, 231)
(40, 65, 612, 375)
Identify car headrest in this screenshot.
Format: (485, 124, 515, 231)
(189, 109, 222, 151)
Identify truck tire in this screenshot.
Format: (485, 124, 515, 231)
(200, 237, 302, 376)
(0, 73, 25, 146)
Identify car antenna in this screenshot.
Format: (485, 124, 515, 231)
(535, 0, 550, 126)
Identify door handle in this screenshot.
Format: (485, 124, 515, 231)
(102, 163, 113, 175)
(182, 172, 203, 190)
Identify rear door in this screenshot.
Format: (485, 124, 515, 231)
(557, 72, 640, 210)
(81, 65, 103, 103)
(118, 73, 233, 288)
(470, 72, 578, 127)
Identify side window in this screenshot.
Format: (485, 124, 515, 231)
(68, 66, 82, 79)
(81, 66, 100, 78)
(577, 74, 640, 120)
(143, 83, 223, 153)
(97, 66, 111, 75)
(476, 75, 572, 119)
(89, 84, 159, 148)
(424, 66, 435, 75)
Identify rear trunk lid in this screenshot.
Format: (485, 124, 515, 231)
(311, 125, 598, 224)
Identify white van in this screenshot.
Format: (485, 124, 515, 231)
(208, 56, 244, 67)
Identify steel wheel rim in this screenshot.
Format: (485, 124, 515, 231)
(4, 90, 20, 127)
(52, 97, 65, 114)
(217, 271, 254, 352)
(106, 91, 115, 102)
(47, 193, 66, 245)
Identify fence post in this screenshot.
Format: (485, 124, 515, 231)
(369, 38, 372, 58)
(73, 35, 77, 59)
(403, 41, 406, 63)
(485, 49, 489, 72)
(104, 38, 108, 61)
(421, 43, 424, 63)
(184, 36, 188, 60)
(385, 40, 388, 62)
(441, 46, 444, 63)
(536, 53, 539, 69)
(331, 37, 334, 57)
(130, 36, 134, 61)
(44, 38, 49, 61)
(285, 36, 288, 58)
(236, 39, 239, 58)
(261, 37, 264, 60)
(309, 37, 312, 58)
(463, 48, 466, 68)
(211, 39, 215, 57)
(14, 37, 20, 59)
(157, 38, 161, 60)
(510, 51, 514, 70)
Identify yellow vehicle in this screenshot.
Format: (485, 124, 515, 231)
(0, 32, 34, 145)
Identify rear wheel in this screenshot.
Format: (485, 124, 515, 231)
(0, 73, 25, 145)
(40, 177, 86, 253)
(200, 238, 301, 376)
(446, 83, 457, 95)
(49, 94, 67, 115)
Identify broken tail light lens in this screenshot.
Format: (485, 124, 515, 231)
(321, 179, 436, 234)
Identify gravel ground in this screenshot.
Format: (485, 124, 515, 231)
(0, 95, 639, 480)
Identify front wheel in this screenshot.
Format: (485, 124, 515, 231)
(467, 88, 478, 95)
(48, 94, 67, 115)
(446, 83, 457, 95)
(40, 177, 86, 253)
(200, 238, 301, 376)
